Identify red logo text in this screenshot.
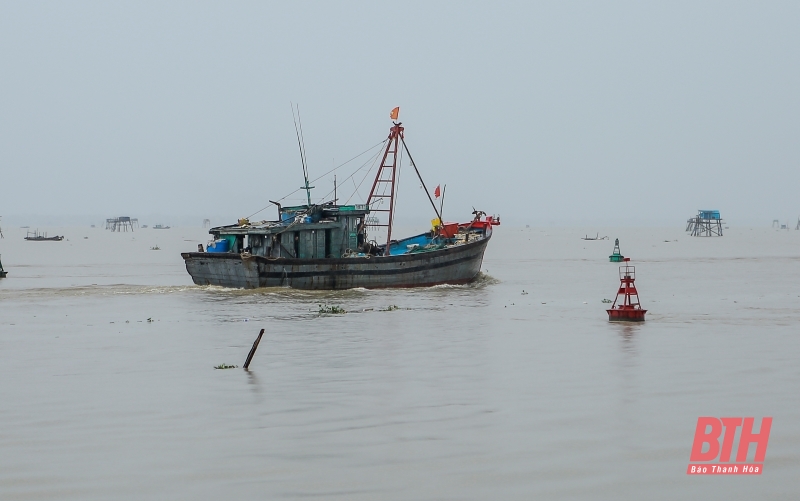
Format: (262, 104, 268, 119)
(686, 417, 771, 475)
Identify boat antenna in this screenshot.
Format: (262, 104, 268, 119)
(438, 184, 446, 224)
(291, 103, 314, 206)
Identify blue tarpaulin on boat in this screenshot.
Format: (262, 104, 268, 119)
(206, 239, 230, 253)
(388, 233, 435, 255)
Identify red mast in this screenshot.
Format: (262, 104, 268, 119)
(366, 122, 404, 252)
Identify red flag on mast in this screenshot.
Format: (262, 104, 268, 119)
(390, 107, 399, 120)
(434, 185, 441, 198)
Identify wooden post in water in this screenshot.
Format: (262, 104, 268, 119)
(243, 329, 265, 369)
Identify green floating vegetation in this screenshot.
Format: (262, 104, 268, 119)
(214, 364, 238, 370)
(318, 304, 346, 314)
(383, 305, 399, 311)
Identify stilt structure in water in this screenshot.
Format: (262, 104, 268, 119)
(686, 210, 723, 237)
(106, 217, 138, 232)
(609, 238, 624, 262)
(607, 258, 646, 322)
(203, 219, 211, 228)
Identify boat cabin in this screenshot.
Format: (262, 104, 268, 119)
(207, 203, 371, 259)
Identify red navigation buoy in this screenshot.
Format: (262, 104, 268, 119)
(607, 258, 647, 322)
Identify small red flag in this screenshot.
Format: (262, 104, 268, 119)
(434, 185, 441, 198)
(390, 107, 399, 120)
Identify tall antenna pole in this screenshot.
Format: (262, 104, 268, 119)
(438, 184, 446, 223)
(291, 103, 314, 206)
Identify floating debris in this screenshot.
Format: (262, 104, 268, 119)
(318, 304, 346, 314)
(382, 305, 399, 311)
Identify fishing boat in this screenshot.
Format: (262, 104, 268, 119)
(182, 111, 499, 290)
(0, 255, 7, 278)
(24, 230, 63, 241)
(152, 224, 170, 229)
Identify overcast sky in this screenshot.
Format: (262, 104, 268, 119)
(1, 1, 798, 227)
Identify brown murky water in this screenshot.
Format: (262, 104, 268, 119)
(1, 225, 798, 499)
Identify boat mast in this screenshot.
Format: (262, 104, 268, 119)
(366, 118, 442, 254)
(366, 123, 403, 252)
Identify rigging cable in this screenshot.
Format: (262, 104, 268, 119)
(400, 136, 441, 221)
(344, 145, 385, 205)
(316, 143, 385, 204)
(246, 139, 387, 219)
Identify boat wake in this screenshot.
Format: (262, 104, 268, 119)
(0, 284, 198, 301)
(0, 272, 498, 304)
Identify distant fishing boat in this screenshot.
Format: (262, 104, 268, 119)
(152, 225, 170, 229)
(182, 109, 500, 290)
(582, 233, 608, 240)
(24, 230, 63, 241)
(0, 254, 7, 278)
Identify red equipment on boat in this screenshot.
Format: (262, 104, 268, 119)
(607, 258, 647, 322)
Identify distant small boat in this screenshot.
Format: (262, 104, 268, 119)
(582, 233, 608, 241)
(141, 225, 148, 228)
(25, 230, 63, 241)
(0, 254, 7, 278)
(152, 225, 170, 229)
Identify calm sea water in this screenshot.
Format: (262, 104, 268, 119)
(1, 225, 798, 500)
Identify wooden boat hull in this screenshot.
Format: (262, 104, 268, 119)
(182, 234, 490, 290)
